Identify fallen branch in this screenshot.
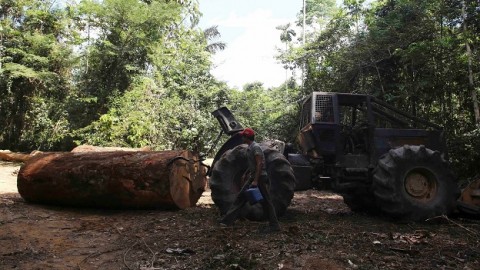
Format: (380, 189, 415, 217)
(141, 237, 157, 269)
(123, 241, 140, 270)
(123, 238, 158, 270)
(389, 247, 420, 255)
(78, 248, 123, 270)
(426, 215, 479, 236)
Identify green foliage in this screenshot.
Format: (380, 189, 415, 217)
(296, 0, 338, 41)
(21, 96, 71, 150)
(73, 0, 229, 154)
(75, 0, 185, 122)
(449, 128, 480, 182)
(227, 81, 302, 144)
(0, 0, 77, 150)
(75, 77, 162, 148)
(0, 0, 227, 154)
(2, 0, 479, 182)
(279, 0, 480, 178)
(204, 25, 226, 54)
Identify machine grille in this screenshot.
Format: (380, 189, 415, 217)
(315, 95, 334, 122)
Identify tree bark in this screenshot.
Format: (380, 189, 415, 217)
(71, 144, 151, 152)
(17, 151, 207, 209)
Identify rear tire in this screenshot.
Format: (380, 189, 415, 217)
(372, 145, 459, 221)
(209, 144, 296, 221)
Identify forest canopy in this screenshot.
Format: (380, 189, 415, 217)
(0, 0, 479, 178)
(277, 0, 480, 178)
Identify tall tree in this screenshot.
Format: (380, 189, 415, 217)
(279, 0, 480, 178)
(297, 0, 338, 41)
(461, 0, 480, 128)
(75, 0, 185, 126)
(0, 0, 77, 150)
(276, 23, 296, 93)
(75, 0, 230, 153)
(203, 25, 226, 54)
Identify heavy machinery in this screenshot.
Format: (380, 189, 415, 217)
(209, 92, 465, 221)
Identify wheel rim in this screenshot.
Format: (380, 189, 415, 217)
(404, 168, 437, 202)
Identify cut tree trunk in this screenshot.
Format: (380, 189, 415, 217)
(71, 145, 151, 152)
(0, 144, 150, 163)
(17, 150, 207, 209)
(0, 150, 42, 162)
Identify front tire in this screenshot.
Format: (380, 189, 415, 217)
(209, 144, 296, 221)
(373, 145, 459, 221)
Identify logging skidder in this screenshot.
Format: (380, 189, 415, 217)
(209, 92, 480, 222)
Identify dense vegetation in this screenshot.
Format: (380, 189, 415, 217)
(278, 0, 480, 179)
(0, 0, 478, 178)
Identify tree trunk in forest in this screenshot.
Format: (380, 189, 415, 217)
(462, 0, 480, 128)
(17, 151, 207, 209)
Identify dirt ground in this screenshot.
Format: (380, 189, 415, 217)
(0, 161, 479, 270)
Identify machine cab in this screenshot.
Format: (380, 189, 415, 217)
(297, 92, 447, 168)
(297, 92, 373, 164)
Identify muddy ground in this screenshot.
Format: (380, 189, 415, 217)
(0, 161, 479, 270)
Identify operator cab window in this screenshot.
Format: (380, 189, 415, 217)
(339, 102, 369, 128)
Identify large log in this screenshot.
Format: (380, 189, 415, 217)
(71, 145, 151, 152)
(17, 151, 207, 209)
